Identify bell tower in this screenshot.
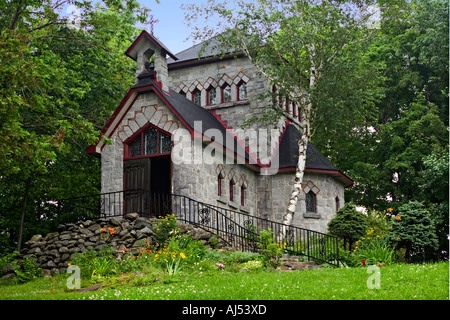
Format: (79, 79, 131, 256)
(124, 30, 178, 93)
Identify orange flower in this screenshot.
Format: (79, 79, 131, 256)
(387, 208, 394, 213)
(395, 216, 401, 221)
(100, 228, 106, 232)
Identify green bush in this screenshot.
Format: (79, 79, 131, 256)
(13, 255, 42, 283)
(353, 237, 396, 266)
(391, 201, 438, 262)
(328, 203, 368, 252)
(0, 251, 42, 283)
(152, 214, 179, 247)
(71, 247, 119, 280)
(257, 229, 282, 268)
(240, 260, 264, 271)
(223, 251, 260, 263)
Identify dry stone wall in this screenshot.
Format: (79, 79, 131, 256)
(19, 214, 224, 275)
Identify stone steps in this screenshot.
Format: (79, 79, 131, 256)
(278, 254, 322, 271)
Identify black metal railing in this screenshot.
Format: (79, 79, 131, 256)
(35, 190, 339, 266)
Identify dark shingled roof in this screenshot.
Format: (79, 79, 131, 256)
(278, 124, 353, 187)
(167, 37, 239, 67)
(129, 71, 352, 186)
(133, 72, 253, 164)
(278, 124, 338, 171)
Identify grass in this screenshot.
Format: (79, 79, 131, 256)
(0, 262, 448, 300)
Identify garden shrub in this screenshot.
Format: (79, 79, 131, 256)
(152, 214, 179, 247)
(0, 251, 42, 283)
(391, 201, 438, 262)
(353, 232, 395, 266)
(71, 247, 119, 280)
(257, 229, 282, 268)
(240, 260, 264, 271)
(223, 251, 260, 263)
(328, 202, 368, 252)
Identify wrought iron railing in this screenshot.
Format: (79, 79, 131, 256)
(35, 190, 339, 266)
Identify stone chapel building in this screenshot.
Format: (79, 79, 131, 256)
(87, 30, 353, 234)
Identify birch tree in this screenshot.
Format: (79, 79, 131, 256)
(184, 0, 386, 226)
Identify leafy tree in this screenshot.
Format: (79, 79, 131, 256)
(420, 151, 449, 260)
(184, 0, 388, 226)
(323, 0, 448, 212)
(391, 201, 438, 262)
(0, 0, 154, 251)
(328, 203, 368, 252)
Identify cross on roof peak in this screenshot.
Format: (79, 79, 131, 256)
(146, 14, 159, 35)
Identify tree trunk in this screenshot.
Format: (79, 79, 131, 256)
(17, 178, 31, 252)
(283, 132, 309, 226)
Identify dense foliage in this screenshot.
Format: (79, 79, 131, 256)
(0, 0, 153, 252)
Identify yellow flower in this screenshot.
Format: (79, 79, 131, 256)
(180, 252, 186, 259)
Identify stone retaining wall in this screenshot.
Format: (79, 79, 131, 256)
(19, 214, 225, 275)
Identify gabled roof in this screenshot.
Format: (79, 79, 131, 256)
(132, 73, 254, 164)
(125, 30, 178, 61)
(278, 124, 353, 187)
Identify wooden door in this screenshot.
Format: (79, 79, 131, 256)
(123, 158, 150, 215)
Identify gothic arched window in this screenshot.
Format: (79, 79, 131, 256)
(237, 81, 247, 101)
(221, 84, 231, 103)
(126, 125, 171, 158)
(306, 190, 317, 213)
(192, 89, 201, 105)
(207, 86, 217, 105)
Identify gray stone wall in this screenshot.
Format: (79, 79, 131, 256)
(271, 171, 346, 234)
(101, 92, 181, 194)
(99, 52, 348, 235)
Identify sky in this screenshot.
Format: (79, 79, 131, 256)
(137, 0, 200, 54)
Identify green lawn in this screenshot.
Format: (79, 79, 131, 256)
(0, 262, 448, 300)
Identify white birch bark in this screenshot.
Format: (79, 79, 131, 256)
(281, 44, 317, 235)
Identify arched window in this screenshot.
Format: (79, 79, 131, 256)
(221, 84, 231, 103)
(192, 89, 201, 105)
(335, 197, 340, 212)
(240, 183, 246, 206)
(306, 190, 317, 213)
(126, 125, 171, 158)
(229, 179, 235, 202)
(217, 172, 224, 196)
(207, 86, 217, 105)
(237, 81, 247, 101)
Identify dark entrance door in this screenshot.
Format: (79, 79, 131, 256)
(123, 155, 171, 217)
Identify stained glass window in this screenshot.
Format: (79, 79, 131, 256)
(208, 87, 216, 105)
(238, 82, 247, 100)
(127, 125, 171, 158)
(193, 90, 201, 105)
(159, 132, 172, 154)
(306, 191, 316, 212)
(222, 85, 231, 103)
(144, 127, 158, 156)
(129, 138, 142, 157)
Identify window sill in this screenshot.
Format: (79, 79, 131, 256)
(304, 211, 321, 219)
(207, 100, 250, 110)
